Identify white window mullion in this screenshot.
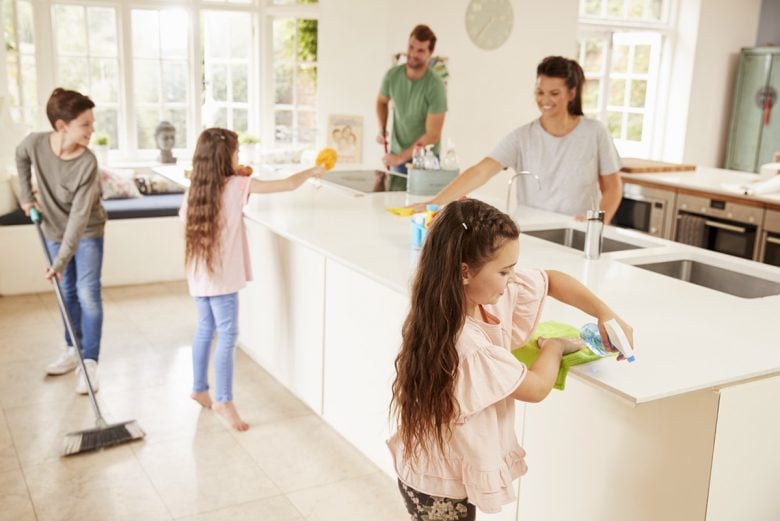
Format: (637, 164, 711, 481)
(119, 2, 134, 156)
(190, 5, 202, 143)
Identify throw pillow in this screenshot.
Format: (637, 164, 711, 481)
(99, 168, 142, 200)
(133, 170, 185, 195)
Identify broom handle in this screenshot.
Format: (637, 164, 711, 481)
(29, 208, 106, 424)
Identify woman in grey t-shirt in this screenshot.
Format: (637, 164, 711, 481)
(422, 56, 623, 223)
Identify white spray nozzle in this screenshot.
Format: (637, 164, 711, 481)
(604, 319, 635, 362)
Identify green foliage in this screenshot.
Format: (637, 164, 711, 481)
(91, 132, 110, 147)
(238, 132, 260, 145)
(297, 19, 317, 62)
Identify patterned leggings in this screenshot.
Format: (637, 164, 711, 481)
(398, 479, 476, 521)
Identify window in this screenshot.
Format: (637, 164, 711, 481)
(272, 16, 317, 145)
(52, 4, 121, 148)
(131, 8, 190, 150)
(578, 0, 668, 157)
(3, 0, 37, 126)
(202, 10, 253, 134)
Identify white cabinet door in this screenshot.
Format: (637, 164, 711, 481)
(321, 259, 408, 477)
(239, 220, 326, 412)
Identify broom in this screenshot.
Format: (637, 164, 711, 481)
(30, 208, 145, 456)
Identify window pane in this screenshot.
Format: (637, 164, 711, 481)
(609, 79, 625, 106)
(213, 107, 228, 128)
(162, 61, 187, 103)
(160, 10, 188, 59)
(208, 64, 228, 101)
(582, 38, 605, 73)
(634, 45, 651, 74)
(136, 107, 160, 149)
(232, 64, 248, 102)
(6, 55, 20, 106)
(21, 55, 36, 106)
(297, 19, 317, 62)
(273, 18, 295, 62)
(583, 79, 600, 110)
(87, 7, 117, 57)
(132, 10, 159, 59)
(134, 60, 160, 103)
(59, 57, 89, 93)
(627, 0, 643, 19)
(17, 0, 34, 52)
(611, 44, 628, 73)
(204, 12, 228, 58)
(648, 0, 662, 19)
(296, 64, 317, 107)
(627, 113, 643, 141)
(274, 63, 293, 104)
(54, 5, 87, 54)
(232, 108, 248, 133)
(229, 14, 250, 59)
(95, 108, 118, 149)
(91, 58, 118, 102)
(583, 0, 601, 15)
(606, 0, 622, 17)
(4, 0, 17, 49)
(630, 80, 646, 107)
(297, 110, 317, 144)
(275, 110, 293, 143)
(607, 111, 622, 138)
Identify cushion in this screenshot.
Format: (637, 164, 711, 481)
(0, 176, 19, 217)
(133, 169, 185, 195)
(101, 193, 184, 219)
(100, 168, 142, 200)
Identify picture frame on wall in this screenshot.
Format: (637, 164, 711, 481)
(327, 114, 363, 164)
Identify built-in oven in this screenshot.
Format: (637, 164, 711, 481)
(759, 209, 780, 267)
(613, 183, 676, 239)
(674, 193, 765, 260)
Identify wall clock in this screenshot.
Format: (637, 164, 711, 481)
(465, 0, 514, 51)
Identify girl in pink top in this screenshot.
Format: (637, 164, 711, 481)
(182, 128, 323, 431)
(389, 199, 633, 518)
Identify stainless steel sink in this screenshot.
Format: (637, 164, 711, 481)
(522, 228, 643, 253)
(632, 259, 780, 298)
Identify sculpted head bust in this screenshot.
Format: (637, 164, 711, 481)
(155, 121, 177, 164)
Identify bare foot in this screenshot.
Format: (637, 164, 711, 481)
(213, 401, 249, 432)
(191, 391, 213, 409)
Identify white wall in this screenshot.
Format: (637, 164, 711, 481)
(679, 0, 762, 167)
(318, 0, 579, 200)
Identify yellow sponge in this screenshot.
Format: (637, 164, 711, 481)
(386, 206, 415, 217)
(316, 147, 338, 171)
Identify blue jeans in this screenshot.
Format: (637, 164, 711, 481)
(45, 237, 104, 361)
(192, 293, 239, 403)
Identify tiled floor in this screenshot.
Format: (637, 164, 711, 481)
(0, 282, 408, 521)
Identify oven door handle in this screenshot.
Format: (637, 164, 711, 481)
(767, 236, 780, 246)
(704, 220, 747, 234)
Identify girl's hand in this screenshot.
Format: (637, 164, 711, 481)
(538, 336, 585, 356)
(596, 315, 634, 361)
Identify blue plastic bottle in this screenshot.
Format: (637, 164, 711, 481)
(580, 323, 612, 357)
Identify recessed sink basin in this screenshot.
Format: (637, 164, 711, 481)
(522, 228, 643, 253)
(631, 259, 780, 298)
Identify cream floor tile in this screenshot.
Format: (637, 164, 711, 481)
(4, 395, 121, 468)
(286, 472, 408, 521)
(134, 430, 280, 518)
(232, 415, 377, 493)
(0, 410, 20, 474)
(23, 446, 171, 521)
(0, 358, 81, 409)
(0, 319, 65, 365)
(175, 495, 304, 521)
(0, 467, 36, 521)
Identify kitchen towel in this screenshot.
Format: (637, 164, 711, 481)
(386, 206, 415, 217)
(676, 213, 707, 248)
(512, 321, 613, 390)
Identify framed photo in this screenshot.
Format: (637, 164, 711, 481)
(327, 114, 363, 164)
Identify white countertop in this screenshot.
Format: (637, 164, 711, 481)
(232, 167, 780, 406)
(621, 166, 780, 206)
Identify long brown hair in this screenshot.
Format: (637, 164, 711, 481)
(391, 199, 519, 459)
(185, 128, 238, 274)
(536, 56, 586, 116)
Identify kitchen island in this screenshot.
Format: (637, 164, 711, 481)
(236, 171, 780, 521)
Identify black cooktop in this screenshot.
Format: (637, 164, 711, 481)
(322, 169, 408, 194)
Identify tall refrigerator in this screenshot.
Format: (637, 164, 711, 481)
(725, 47, 780, 173)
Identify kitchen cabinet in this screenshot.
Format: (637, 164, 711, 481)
(725, 47, 780, 172)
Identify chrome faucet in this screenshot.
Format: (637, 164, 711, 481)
(584, 209, 605, 259)
(506, 171, 541, 213)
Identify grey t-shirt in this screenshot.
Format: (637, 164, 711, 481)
(489, 118, 622, 216)
(16, 132, 106, 272)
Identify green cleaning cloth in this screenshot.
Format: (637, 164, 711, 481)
(511, 321, 615, 390)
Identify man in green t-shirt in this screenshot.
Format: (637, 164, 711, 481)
(376, 24, 447, 189)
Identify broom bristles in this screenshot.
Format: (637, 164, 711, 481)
(61, 420, 145, 456)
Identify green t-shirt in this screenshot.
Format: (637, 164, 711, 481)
(380, 65, 447, 155)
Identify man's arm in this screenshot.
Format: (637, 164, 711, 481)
(376, 94, 390, 145)
(389, 112, 445, 165)
(599, 172, 622, 224)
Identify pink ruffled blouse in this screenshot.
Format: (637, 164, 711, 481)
(388, 268, 548, 513)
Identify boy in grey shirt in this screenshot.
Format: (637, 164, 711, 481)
(16, 88, 106, 394)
